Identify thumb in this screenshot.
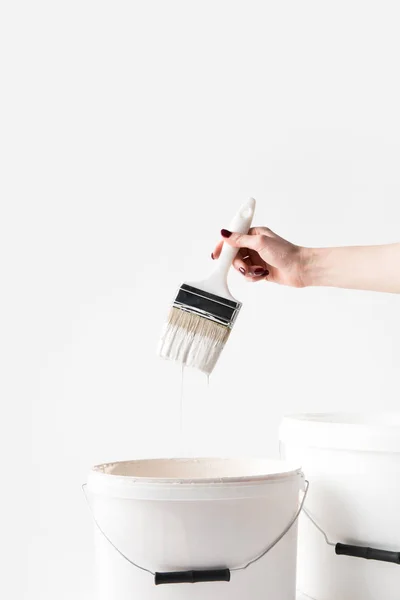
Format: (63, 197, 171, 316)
(220, 229, 265, 252)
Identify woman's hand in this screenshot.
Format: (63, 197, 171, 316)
(212, 227, 400, 294)
(212, 227, 309, 287)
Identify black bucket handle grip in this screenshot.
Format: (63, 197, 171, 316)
(155, 569, 231, 585)
(336, 543, 400, 565)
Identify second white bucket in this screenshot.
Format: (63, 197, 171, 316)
(86, 457, 305, 600)
(280, 413, 400, 600)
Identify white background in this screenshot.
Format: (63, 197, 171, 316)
(1, 1, 400, 599)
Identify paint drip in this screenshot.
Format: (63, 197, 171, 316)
(178, 367, 211, 457)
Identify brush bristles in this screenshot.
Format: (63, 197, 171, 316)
(158, 307, 231, 375)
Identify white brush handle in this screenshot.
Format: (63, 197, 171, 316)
(214, 197, 256, 278)
(192, 197, 256, 300)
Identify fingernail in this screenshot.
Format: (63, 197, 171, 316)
(211, 252, 214, 260)
(221, 229, 232, 238)
(239, 267, 246, 275)
(254, 267, 265, 275)
(264, 269, 269, 277)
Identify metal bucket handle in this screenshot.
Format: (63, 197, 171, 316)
(278, 442, 400, 566)
(83, 478, 309, 586)
(303, 508, 400, 565)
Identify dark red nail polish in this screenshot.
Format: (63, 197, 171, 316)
(254, 267, 265, 274)
(263, 269, 269, 277)
(221, 229, 232, 238)
(211, 252, 214, 260)
(239, 267, 246, 275)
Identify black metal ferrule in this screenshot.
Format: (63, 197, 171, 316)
(336, 543, 400, 565)
(175, 284, 239, 325)
(155, 569, 231, 585)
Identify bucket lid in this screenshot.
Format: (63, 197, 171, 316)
(280, 413, 400, 453)
(87, 457, 303, 500)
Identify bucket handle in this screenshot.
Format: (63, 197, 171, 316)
(155, 569, 231, 585)
(303, 508, 400, 565)
(278, 443, 400, 567)
(83, 479, 309, 585)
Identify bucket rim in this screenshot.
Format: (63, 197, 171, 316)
(282, 412, 400, 426)
(280, 412, 400, 453)
(89, 457, 303, 485)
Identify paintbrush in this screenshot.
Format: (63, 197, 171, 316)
(158, 198, 256, 375)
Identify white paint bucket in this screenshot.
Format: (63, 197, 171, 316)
(280, 413, 400, 600)
(86, 457, 305, 600)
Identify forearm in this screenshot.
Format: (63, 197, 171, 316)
(303, 243, 400, 293)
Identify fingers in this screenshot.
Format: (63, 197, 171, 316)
(213, 226, 278, 257)
(212, 241, 252, 275)
(248, 266, 270, 279)
(248, 226, 277, 239)
(240, 266, 270, 281)
(231, 249, 264, 277)
(211, 240, 224, 260)
(211, 235, 270, 280)
(232, 254, 251, 276)
(212, 227, 277, 282)
(220, 229, 267, 252)
(248, 248, 264, 268)
(212, 226, 276, 259)
(232, 257, 269, 279)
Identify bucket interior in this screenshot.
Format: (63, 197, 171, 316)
(92, 457, 301, 482)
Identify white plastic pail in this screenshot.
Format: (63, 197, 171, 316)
(86, 457, 304, 600)
(280, 413, 400, 600)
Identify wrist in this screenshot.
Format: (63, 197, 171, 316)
(298, 247, 328, 287)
